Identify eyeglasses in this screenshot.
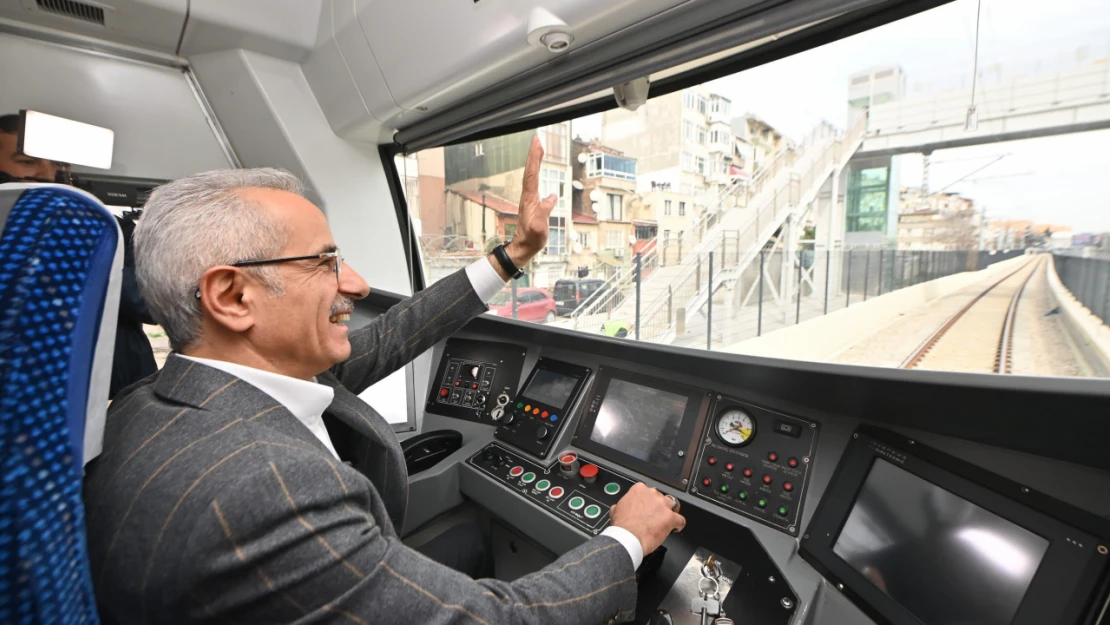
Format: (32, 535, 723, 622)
(194, 249, 343, 299)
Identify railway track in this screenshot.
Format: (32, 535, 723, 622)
(900, 257, 1044, 374)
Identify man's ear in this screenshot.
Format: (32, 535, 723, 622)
(197, 266, 254, 334)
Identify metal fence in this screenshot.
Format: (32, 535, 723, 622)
(1053, 253, 1110, 325)
(620, 247, 1022, 349)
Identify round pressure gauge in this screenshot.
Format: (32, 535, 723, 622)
(715, 409, 755, 448)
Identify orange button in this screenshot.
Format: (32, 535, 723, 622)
(533, 408, 540, 415)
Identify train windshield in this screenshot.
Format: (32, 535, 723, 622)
(397, 0, 1110, 380)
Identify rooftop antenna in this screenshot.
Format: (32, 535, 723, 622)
(965, 0, 982, 132)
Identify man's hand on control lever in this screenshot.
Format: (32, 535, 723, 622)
(609, 482, 687, 556)
(487, 135, 558, 281)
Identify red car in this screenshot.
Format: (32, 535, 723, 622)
(488, 287, 557, 323)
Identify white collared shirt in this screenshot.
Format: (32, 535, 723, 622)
(178, 258, 643, 569)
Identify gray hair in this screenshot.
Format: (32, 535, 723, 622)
(133, 168, 304, 352)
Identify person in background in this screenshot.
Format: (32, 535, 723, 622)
(0, 113, 157, 398)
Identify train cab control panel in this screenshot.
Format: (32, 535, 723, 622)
(468, 444, 635, 535)
(493, 358, 592, 458)
(426, 338, 526, 425)
(690, 396, 819, 535)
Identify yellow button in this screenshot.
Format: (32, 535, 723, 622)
(524, 404, 531, 412)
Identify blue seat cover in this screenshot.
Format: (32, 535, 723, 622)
(1, 186, 117, 624)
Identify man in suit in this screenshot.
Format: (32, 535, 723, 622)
(83, 136, 686, 624)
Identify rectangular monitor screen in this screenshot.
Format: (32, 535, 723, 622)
(833, 459, 1049, 625)
(588, 378, 688, 466)
(522, 369, 580, 409)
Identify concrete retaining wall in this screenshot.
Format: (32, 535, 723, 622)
(1044, 256, 1110, 376)
(722, 255, 1033, 361)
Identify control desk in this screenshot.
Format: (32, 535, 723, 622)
(421, 338, 1110, 625)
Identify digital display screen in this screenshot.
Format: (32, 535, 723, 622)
(589, 378, 688, 466)
(833, 459, 1049, 625)
(522, 369, 579, 409)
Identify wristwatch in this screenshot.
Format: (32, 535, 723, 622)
(492, 243, 525, 280)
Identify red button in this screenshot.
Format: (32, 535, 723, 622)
(708, 457, 717, 465)
(509, 466, 524, 477)
(788, 457, 799, 468)
(455, 381, 460, 386)
(784, 482, 794, 492)
(725, 463, 734, 472)
(762, 475, 772, 485)
(768, 452, 779, 462)
(472, 384, 478, 389)
(440, 388, 448, 397)
(743, 469, 753, 478)
(549, 487, 564, 498)
(542, 411, 549, 418)
(702, 478, 712, 487)
(579, 464, 599, 479)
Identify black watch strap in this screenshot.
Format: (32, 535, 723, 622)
(492, 243, 524, 279)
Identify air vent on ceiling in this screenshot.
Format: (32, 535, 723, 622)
(35, 0, 106, 26)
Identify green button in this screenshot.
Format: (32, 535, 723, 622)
(719, 484, 729, 494)
(738, 492, 748, 501)
(584, 505, 602, 519)
(778, 506, 789, 516)
(604, 482, 621, 496)
(535, 479, 551, 491)
(758, 499, 767, 509)
(516, 402, 524, 408)
(568, 497, 585, 510)
(521, 472, 536, 484)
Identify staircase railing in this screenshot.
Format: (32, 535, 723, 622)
(636, 117, 868, 342)
(569, 237, 659, 326)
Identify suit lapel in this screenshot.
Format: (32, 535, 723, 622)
(153, 353, 336, 458)
(317, 371, 409, 533)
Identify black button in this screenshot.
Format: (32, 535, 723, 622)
(775, 419, 801, 438)
(536, 425, 549, 439)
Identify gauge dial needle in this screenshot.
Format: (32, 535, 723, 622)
(729, 426, 752, 438)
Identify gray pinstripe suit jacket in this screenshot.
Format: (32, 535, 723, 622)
(83, 269, 638, 625)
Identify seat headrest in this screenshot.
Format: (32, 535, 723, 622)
(0, 182, 122, 467)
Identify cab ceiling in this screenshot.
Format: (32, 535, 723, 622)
(1, 0, 901, 146)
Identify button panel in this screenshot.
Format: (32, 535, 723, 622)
(426, 339, 526, 426)
(468, 443, 637, 534)
(493, 358, 592, 459)
(690, 396, 819, 535)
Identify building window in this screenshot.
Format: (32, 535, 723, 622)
(606, 194, 624, 221)
(695, 157, 706, 176)
(679, 202, 686, 216)
(684, 91, 696, 109)
(635, 224, 657, 240)
(698, 96, 709, 115)
(473, 143, 485, 157)
(504, 223, 518, 240)
(664, 199, 672, 216)
(663, 229, 671, 242)
(540, 167, 568, 212)
(697, 127, 707, 145)
(586, 153, 637, 180)
(547, 265, 563, 285)
(606, 230, 622, 250)
(683, 120, 695, 142)
(542, 123, 567, 162)
(681, 151, 695, 173)
(577, 230, 591, 249)
(546, 216, 566, 255)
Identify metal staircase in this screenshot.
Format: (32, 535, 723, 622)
(636, 117, 868, 343)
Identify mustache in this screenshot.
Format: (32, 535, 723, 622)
(330, 296, 354, 316)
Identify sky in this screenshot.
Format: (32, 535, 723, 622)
(570, 0, 1110, 232)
